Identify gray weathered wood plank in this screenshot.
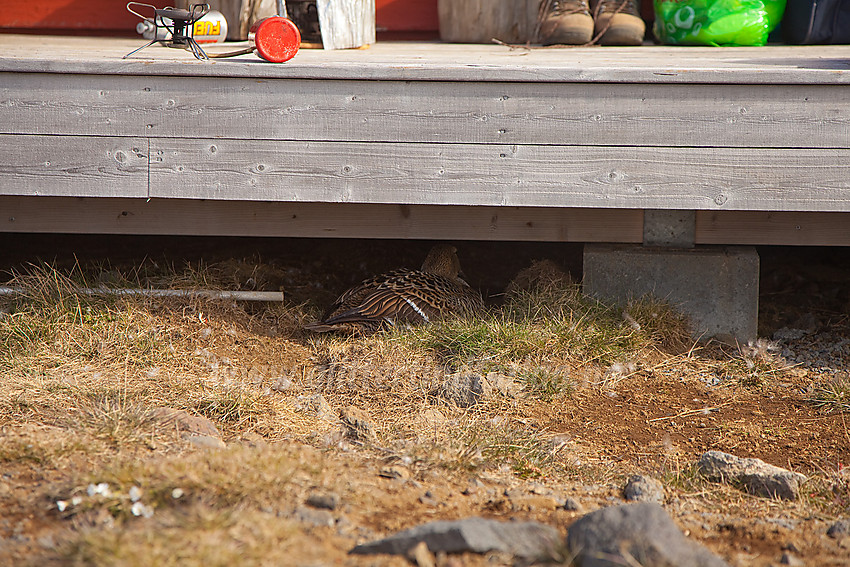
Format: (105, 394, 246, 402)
(1, 35, 850, 84)
(2, 35, 850, 243)
(0, 135, 149, 198)
(147, 138, 850, 211)
(0, 196, 644, 242)
(3, 72, 848, 148)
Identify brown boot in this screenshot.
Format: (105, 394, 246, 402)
(538, 0, 594, 45)
(591, 0, 645, 45)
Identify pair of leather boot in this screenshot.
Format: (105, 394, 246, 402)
(539, 0, 645, 45)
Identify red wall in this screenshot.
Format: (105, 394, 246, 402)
(1, 1, 169, 34)
(1, 0, 438, 35)
(376, 0, 438, 32)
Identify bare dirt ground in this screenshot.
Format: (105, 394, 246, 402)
(0, 236, 848, 566)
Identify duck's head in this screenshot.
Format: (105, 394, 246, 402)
(420, 244, 462, 278)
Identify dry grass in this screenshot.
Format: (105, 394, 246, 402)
(0, 259, 847, 566)
(809, 374, 850, 414)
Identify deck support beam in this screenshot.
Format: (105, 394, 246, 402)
(0, 196, 644, 243)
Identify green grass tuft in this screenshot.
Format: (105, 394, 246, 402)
(810, 375, 850, 414)
(410, 318, 544, 366)
(516, 365, 573, 401)
(406, 285, 655, 370)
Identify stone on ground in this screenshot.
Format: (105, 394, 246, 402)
(697, 450, 807, 500)
(566, 502, 729, 567)
(305, 491, 340, 511)
(349, 517, 560, 561)
(623, 475, 666, 503)
(827, 518, 850, 538)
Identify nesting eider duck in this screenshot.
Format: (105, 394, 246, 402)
(305, 244, 483, 335)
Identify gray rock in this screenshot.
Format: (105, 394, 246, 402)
(773, 327, 808, 341)
(306, 491, 340, 511)
(350, 517, 560, 561)
(566, 502, 729, 567)
(766, 517, 799, 531)
(562, 497, 584, 512)
(827, 518, 850, 538)
(697, 451, 807, 501)
(623, 475, 666, 504)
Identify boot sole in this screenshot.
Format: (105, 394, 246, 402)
(542, 29, 594, 45)
(597, 29, 644, 45)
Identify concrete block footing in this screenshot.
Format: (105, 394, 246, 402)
(583, 244, 759, 343)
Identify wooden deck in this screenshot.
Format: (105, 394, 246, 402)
(1, 35, 849, 244)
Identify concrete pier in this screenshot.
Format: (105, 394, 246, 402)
(583, 244, 759, 343)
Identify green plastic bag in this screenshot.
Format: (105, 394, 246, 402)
(653, 0, 785, 46)
(761, 0, 786, 32)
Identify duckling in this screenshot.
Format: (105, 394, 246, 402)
(305, 244, 483, 335)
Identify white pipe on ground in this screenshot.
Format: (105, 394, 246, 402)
(0, 287, 284, 302)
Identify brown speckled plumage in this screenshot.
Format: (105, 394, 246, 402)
(305, 245, 483, 335)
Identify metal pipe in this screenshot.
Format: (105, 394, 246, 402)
(276, 0, 288, 19)
(0, 287, 284, 302)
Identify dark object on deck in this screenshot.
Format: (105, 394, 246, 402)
(783, 0, 850, 44)
(125, 3, 212, 60)
(288, 0, 323, 43)
(305, 244, 483, 335)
